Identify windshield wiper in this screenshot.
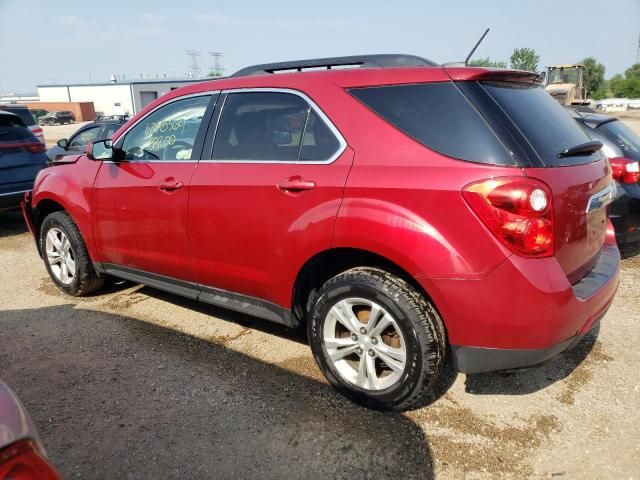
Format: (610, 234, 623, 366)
(558, 140, 602, 158)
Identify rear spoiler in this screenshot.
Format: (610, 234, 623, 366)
(444, 67, 543, 85)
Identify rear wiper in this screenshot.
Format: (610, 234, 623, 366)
(557, 140, 602, 158)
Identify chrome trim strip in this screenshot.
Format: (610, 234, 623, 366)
(0, 189, 30, 197)
(200, 87, 347, 165)
(586, 183, 616, 213)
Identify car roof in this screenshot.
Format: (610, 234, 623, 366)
(0, 104, 28, 109)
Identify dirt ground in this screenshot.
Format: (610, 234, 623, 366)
(0, 119, 638, 479)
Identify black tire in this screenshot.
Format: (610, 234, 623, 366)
(39, 211, 104, 296)
(308, 267, 446, 411)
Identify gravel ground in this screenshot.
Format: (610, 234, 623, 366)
(0, 209, 639, 479)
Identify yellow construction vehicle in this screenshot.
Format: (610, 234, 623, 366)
(544, 64, 590, 105)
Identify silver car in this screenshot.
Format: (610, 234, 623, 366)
(0, 381, 60, 478)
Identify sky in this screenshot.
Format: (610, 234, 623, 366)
(1, 0, 638, 94)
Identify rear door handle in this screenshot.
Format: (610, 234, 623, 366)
(277, 177, 316, 193)
(158, 180, 184, 192)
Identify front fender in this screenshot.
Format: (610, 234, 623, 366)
(32, 158, 102, 262)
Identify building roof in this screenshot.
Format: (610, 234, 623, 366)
(37, 78, 213, 88)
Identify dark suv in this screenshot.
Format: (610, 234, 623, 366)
(23, 55, 620, 410)
(39, 111, 75, 125)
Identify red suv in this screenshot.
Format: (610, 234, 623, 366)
(23, 55, 620, 410)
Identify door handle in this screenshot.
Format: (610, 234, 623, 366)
(158, 180, 184, 192)
(277, 177, 316, 193)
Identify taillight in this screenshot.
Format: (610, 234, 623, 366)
(463, 176, 554, 258)
(0, 142, 45, 153)
(24, 143, 46, 153)
(609, 157, 640, 184)
(0, 440, 61, 480)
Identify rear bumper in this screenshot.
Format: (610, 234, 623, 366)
(419, 235, 620, 374)
(452, 311, 605, 374)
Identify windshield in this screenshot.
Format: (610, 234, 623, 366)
(548, 67, 579, 85)
(597, 120, 640, 161)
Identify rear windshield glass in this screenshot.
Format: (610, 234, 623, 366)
(480, 82, 596, 166)
(349, 83, 515, 165)
(3, 107, 36, 126)
(596, 120, 640, 161)
(0, 115, 32, 141)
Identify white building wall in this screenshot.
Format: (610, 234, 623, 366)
(68, 84, 134, 116)
(37, 80, 203, 117)
(37, 86, 71, 102)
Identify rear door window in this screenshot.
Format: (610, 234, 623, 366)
(479, 82, 598, 166)
(349, 83, 515, 165)
(212, 91, 342, 162)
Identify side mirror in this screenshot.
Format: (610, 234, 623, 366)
(57, 138, 68, 148)
(86, 139, 113, 161)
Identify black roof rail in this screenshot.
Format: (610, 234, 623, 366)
(231, 54, 438, 77)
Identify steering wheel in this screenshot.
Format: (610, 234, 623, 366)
(125, 146, 158, 161)
(161, 140, 193, 160)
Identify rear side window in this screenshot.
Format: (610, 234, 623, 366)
(480, 82, 596, 166)
(596, 120, 640, 161)
(349, 83, 514, 165)
(4, 107, 36, 127)
(213, 92, 341, 162)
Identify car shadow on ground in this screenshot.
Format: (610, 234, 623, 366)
(140, 286, 460, 409)
(464, 324, 600, 396)
(1, 305, 435, 480)
(0, 210, 28, 238)
(619, 241, 640, 259)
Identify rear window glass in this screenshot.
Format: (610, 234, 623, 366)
(480, 82, 596, 166)
(349, 83, 514, 165)
(3, 107, 36, 126)
(596, 120, 640, 162)
(0, 115, 32, 141)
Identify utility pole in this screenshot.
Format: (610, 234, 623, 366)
(185, 49, 202, 79)
(636, 31, 640, 65)
(208, 52, 224, 77)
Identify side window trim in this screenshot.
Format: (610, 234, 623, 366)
(201, 87, 347, 164)
(112, 92, 219, 162)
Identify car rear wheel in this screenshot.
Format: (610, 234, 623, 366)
(40, 211, 104, 296)
(308, 267, 446, 410)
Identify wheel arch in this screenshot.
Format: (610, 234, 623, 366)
(292, 247, 444, 330)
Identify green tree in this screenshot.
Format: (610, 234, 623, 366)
(468, 57, 507, 68)
(580, 57, 605, 96)
(510, 48, 540, 72)
(624, 63, 640, 80)
(609, 74, 625, 96)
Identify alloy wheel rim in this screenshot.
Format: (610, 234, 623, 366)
(323, 297, 407, 391)
(45, 228, 76, 285)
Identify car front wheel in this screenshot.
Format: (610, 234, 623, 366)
(308, 267, 446, 410)
(40, 211, 104, 296)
